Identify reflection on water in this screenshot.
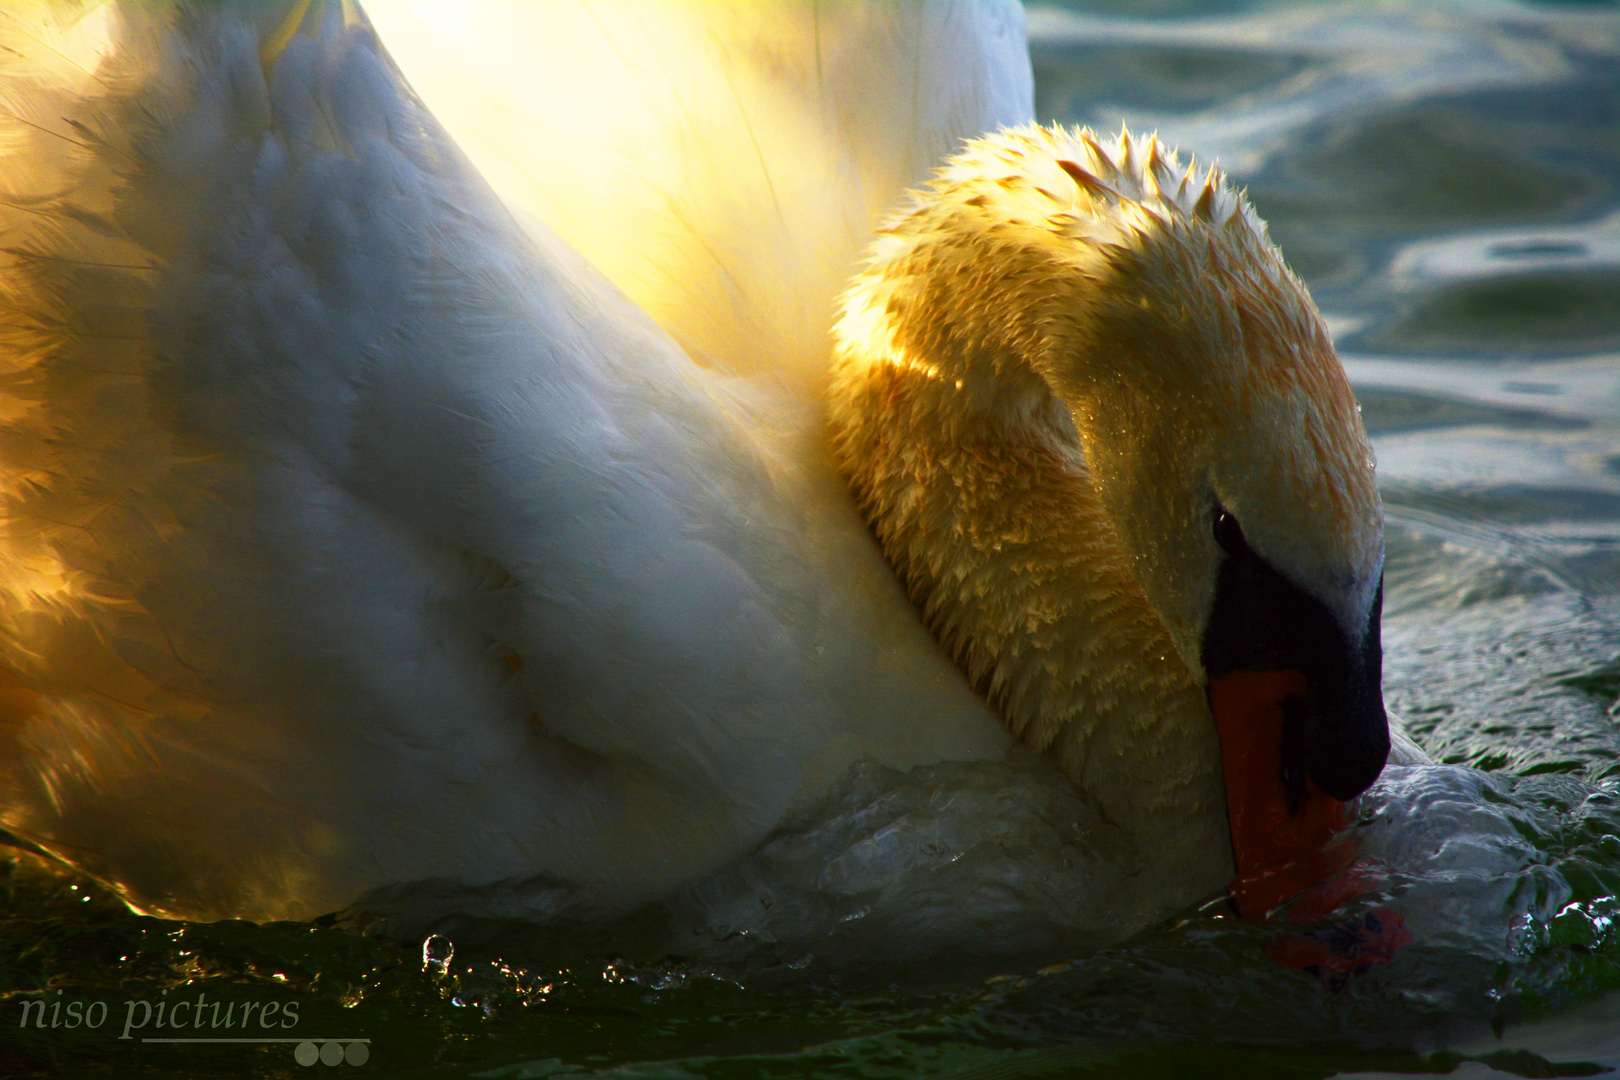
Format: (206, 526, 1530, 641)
(5, 1, 1620, 1077)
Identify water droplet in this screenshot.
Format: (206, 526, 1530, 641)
(422, 934, 455, 975)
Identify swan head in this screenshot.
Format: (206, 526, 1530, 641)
(831, 125, 1387, 911)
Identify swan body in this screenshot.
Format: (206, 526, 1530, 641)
(360, 0, 1033, 392)
(0, 0, 1389, 930)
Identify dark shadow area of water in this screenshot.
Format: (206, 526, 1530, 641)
(1357, 389, 1590, 437)
(1033, 44, 1310, 119)
(1363, 271, 1620, 358)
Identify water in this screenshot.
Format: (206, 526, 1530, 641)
(5, 1, 1620, 1076)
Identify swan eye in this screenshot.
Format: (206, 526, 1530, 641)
(1213, 509, 1246, 555)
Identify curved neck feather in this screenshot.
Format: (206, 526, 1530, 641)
(829, 264, 1229, 877)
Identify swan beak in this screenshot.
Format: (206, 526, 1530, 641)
(1203, 559, 1389, 918)
(1209, 669, 1355, 918)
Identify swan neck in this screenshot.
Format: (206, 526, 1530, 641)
(828, 308, 1229, 877)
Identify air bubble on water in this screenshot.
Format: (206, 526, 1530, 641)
(422, 934, 455, 975)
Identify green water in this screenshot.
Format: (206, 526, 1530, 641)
(7, 1, 1620, 1076)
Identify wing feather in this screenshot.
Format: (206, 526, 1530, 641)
(0, 0, 1008, 921)
(363, 0, 1034, 391)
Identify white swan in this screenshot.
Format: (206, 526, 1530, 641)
(0, 0, 1390, 930)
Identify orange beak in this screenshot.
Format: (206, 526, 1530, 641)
(1210, 670, 1355, 919)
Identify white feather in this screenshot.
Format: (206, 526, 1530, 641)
(362, 0, 1033, 391)
(0, 0, 1021, 921)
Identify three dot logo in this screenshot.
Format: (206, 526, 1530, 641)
(294, 1039, 370, 1067)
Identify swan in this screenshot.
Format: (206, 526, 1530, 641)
(0, 0, 1391, 931)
